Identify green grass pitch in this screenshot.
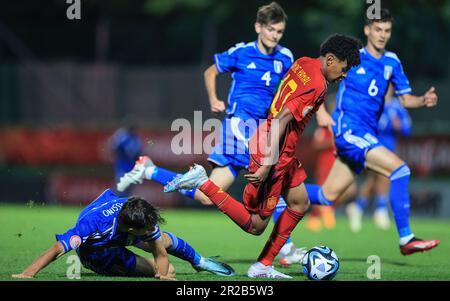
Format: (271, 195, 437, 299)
(1, 204, 449, 281)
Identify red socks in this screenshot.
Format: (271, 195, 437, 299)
(200, 180, 254, 233)
(257, 207, 304, 266)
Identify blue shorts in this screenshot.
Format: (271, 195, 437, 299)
(208, 117, 258, 177)
(77, 246, 137, 276)
(378, 134, 396, 152)
(334, 128, 382, 174)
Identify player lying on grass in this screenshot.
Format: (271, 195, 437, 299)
(164, 34, 362, 278)
(117, 2, 307, 267)
(12, 189, 234, 280)
(301, 9, 439, 255)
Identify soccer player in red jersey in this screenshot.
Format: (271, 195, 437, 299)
(165, 34, 362, 278)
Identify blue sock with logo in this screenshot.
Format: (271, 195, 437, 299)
(305, 184, 333, 205)
(145, 166, 197, 199)
(165, 231, 202, 266)
(389, 164, 413, 240)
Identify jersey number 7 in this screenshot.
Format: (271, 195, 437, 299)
(270, 73, 298, 117)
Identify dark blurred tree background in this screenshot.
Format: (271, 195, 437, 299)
(0, 0, 449, 78)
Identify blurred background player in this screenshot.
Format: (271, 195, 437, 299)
(12, 189, 235, 279)
(108, 124, 143, 196)
(347, 83, 412, 232)
(117, 2, 307, 265)
(306, 9, 440, 255)
(164, 34, 362, 278)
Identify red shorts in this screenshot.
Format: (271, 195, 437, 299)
(243, 155, 307, 218)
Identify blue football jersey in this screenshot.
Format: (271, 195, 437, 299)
(55, 189, 161, 253)
(214, 41, 294, 121)
(333, 48, 412, 135)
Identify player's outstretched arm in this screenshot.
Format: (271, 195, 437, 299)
(204, 64, 226, 114)
(399, 86, 438, 108)
(12, 241, 65, 279)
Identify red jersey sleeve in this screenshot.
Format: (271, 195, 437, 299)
(285, 88, 318, 122)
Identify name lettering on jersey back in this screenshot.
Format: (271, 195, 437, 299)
(291, 62, 311, 85)
(102, 203, 123, 217)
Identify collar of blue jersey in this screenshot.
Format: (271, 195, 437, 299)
(253, 40, 279, 57)
(363, 47, 387, 61)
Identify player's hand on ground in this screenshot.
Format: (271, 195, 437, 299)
(12, 273, 34, 279)
(155, 274, 177, 281)
(210, 100, 226, 113)
(245, 165, 271, 184)
(423, 86, 438, 107)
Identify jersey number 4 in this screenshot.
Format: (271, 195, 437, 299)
(261, 71, 272, 86)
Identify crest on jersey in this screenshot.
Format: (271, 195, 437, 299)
(70, 235, 82, 249)
(266, 196, 279, 210)
(302, 106, 314, 117)
(274, 60, 283, 74)
(384, 65, 393, 80)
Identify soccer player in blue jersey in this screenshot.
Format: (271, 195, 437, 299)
(12, 189, 235, 279)
(346, 84, 412, 232)
(301, 8, 439, 255)
(117, 2, 306, 265)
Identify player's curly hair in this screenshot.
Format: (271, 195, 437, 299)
(320, 34, 362, 72)
(256, 2, 287, 25)
(118, 196, 165, 230)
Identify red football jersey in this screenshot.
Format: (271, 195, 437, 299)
(249, 57, 328, 172)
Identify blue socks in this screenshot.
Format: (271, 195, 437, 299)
(305, 184, 333, 205)
(146, 166, 177, 185)
(146, 166, 197, 199)
(164, 231, 202, 266)
(375, 193, 389, 210)
(355, 196, 368, 210)
(389, 164, 413, 239)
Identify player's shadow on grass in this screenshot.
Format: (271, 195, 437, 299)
(341, 257, 408, 266)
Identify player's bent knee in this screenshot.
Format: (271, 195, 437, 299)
(389, 163, 411, 181)
(289, 202, 309, 214)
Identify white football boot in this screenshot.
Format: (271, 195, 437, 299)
(346, 202, 363, 233)
(248, 262, 292, 279)
(117, 156, 154, 192)
(164, 164, 208, 193)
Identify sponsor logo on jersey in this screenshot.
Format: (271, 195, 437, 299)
(274, 60, 283, 74)
(247, 62, 256, 69)
(70, 235, 82, 249)
(384, 65, 393, 80)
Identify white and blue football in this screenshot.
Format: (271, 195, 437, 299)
(301, 246, 339, 280)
